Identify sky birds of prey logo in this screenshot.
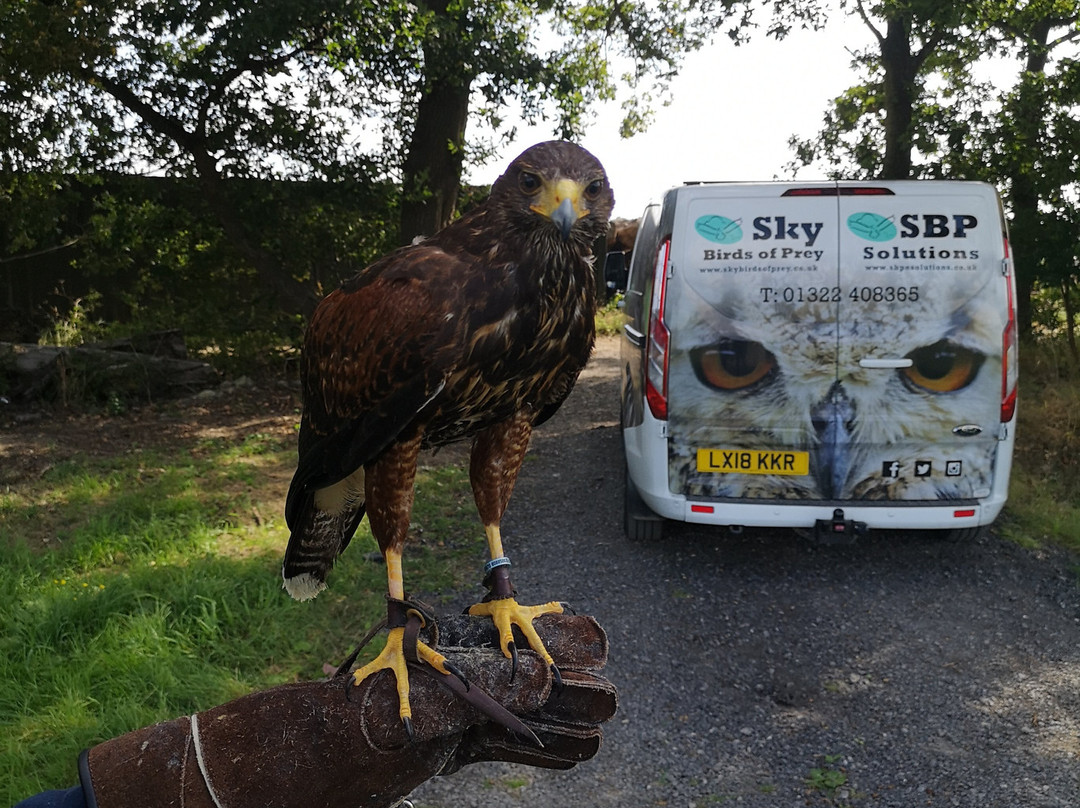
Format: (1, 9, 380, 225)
(695, 215, 742, 244)
(695, 214, 824, 247)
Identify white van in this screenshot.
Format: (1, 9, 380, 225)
(619, 181, 1018, 542)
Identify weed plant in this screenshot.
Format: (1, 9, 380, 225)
(594, 296, 624, 337)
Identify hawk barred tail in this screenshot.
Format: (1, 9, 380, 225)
(282, 140, 614, 731)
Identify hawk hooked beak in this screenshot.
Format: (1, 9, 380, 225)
(532, 178, 589, 241)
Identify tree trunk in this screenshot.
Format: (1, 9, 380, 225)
(879, 15, 918, 179)
(2, 339, 218, 405)
(1062, 277, 1079, 367)
(399, 76, 472, 244)
(398, 1, 474, 245)
(1006, 18, 1053, 338)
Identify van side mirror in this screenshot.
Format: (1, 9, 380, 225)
(604, 251, 629, 295)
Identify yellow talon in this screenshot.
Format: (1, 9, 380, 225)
(468, 598, 564, 666)
(351, 626, 452, 724)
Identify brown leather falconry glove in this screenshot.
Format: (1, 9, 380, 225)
(77, 612, 616, 808)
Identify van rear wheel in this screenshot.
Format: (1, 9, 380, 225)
(624, 464, 665, 541)
(939, 525, 986, 543)
(919, 526, 985, 542)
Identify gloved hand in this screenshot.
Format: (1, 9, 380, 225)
(78, 612, 616, 808)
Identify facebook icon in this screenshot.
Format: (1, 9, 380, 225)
(882, 461, 901, 478)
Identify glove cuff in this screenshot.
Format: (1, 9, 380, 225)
(80, 714, 219, 808)
(77, 748, 95, 808)
(77, 660, 551, 808)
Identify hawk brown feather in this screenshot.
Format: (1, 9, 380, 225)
(282, 141, 613, 724)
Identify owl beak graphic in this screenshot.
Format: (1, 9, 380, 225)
(811, 382, 855, 498)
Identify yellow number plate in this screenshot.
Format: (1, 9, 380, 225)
(696, 449, 810, 476)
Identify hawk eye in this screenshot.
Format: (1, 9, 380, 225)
(584, 178, 605, 199)
(901, 340, 984, 393)
(518, 171, 542, 195)
(690, 339, 776, 392)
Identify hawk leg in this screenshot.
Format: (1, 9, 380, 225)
(468, 416, 566, 680)
(351, 550, 456, 738)
(353, 436, 460, 736)
(467, 525, 564, 681)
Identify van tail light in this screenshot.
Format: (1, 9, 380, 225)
(1001, 246, 1018, 422)
(645, 237, 672, 420)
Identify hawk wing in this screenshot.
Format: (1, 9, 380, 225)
(284, 245, 479, 532)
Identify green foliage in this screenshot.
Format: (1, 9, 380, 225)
(784, 1, 1080, 339)
(0, 174, 84, 261)
(0, 0, 726, 198)
(805, 753, 848, 797)
(806, 766, 847, 792)
(0, 430, 484, 803)
(39, 291, 109, 347)
(4, 172, 400, 372)
(595, 296, 624, 336)
(1, 0, 409, 316)
(788, 1, 996, 179)
(0, 0, 383, 177)
(2, 0, 739, 348)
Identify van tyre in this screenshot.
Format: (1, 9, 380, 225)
(624, 464, 664, 541)
(940, 525, 986, 543)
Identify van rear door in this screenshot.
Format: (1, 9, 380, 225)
(834, 181, 1010, 502)
(664, 184, 843, 501)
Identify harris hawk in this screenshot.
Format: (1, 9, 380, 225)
(282, 140, 614, 731)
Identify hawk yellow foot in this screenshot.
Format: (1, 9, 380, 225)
(468, 597, 565, 681)
(351, 626, 454, 740)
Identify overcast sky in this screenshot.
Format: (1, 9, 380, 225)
(467, 13, 880, 219)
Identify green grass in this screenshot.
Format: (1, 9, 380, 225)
(1001, 338, 1080, 552)
(0, 431, 483, 803)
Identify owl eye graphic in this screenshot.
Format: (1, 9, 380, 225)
(690, 339, 777, 391)
(901, 340, 985, 393)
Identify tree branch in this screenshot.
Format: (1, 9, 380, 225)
(914, 26, 948, 71)
(853, 0, 884, 47)
(199, 41, 321, 131)
(0, 236, 81, 264)
(84, 69, 200, 154)
(1049, 25, 1080, 50)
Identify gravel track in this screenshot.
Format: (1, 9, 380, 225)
(412, 336, 1080, 808)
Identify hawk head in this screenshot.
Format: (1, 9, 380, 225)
(488, 141, 615, 250)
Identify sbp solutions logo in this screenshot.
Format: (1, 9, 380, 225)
(846, 212, 979, 242)
(847, 211, 983, 260)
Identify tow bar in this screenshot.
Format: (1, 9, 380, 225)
(813, 508, 867, 545)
